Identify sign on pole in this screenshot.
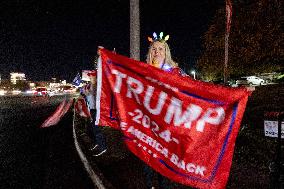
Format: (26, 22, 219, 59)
(264, 120, 284, 138)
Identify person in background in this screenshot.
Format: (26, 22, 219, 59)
(85, 72, 107, 157)
(143, 32, 183, 189)
(82, 81, 94, 133)
(75, 83, 90, 137)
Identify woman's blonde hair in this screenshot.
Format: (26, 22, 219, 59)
(146, 41, 178, 67)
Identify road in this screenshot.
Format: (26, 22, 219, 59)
(0, 95, 94, 189)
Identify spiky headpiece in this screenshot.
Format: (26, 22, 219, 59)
(147, 32, 169, 43)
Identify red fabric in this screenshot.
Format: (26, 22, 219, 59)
(40, 99, 72, 128)
(75, 97, 91, 118)
(96, 49, 251, 189)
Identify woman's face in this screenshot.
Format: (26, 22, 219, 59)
(150, 41, 166, 67)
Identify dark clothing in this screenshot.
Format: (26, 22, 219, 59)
(89, 109, 107, 151)
(144, 164, 168, 189)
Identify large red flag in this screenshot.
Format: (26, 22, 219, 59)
(96, 49, 251, 189)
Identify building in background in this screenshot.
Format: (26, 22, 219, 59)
(10, 72, 26, 84)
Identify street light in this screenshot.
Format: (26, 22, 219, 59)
(191, 70, 196, 80)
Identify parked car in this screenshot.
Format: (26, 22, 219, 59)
(236, 76, 265, 86)
(47, 89, 57, 96)
(247, 76, 265, 85)
(275, 74, 284, 84)
(34, 87, 48, 96)
(211, 79, 237, 87)
(236, 78, 249, 86)
(259, 72, 281, 83)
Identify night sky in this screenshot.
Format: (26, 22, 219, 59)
(0, 0, 223, 81)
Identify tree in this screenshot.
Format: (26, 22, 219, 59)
(197, 0, 283, 81)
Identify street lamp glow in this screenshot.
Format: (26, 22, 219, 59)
(191, 70, 196, 80)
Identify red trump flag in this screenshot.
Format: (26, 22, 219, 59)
(95, 49, 251, 189)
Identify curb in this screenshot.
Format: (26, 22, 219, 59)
(72, 109, 106, 189)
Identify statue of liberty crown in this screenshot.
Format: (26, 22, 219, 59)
(147, 32, 169, 43)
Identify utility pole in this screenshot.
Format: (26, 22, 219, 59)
(130, 0, 140, 61)
(224, 33, 229, 84)
(224, 0, 232, 84)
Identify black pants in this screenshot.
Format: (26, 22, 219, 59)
(144, 164, 168, 189)
(89, 109, 107, 151)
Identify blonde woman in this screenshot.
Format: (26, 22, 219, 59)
(146, 32, 185, 78)
(146, 40, 177, 70)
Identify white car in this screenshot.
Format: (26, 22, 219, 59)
(236, 76, 265, 86)
(246, 76, 265, 85)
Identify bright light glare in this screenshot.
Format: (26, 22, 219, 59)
(12, 90, 21, 95)
(0, 90, 6, 96)
(26, 90, 36, 94)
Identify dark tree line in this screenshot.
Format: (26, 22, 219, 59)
(196, 0, 283, 81)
